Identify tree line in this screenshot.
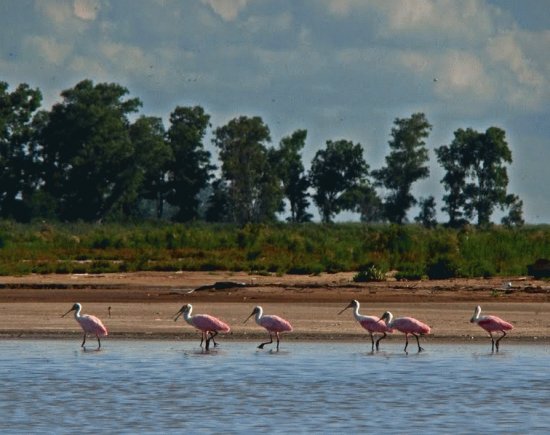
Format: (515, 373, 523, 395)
(0, 79, 524, 227)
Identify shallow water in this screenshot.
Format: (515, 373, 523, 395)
(0, 339, 548, 434)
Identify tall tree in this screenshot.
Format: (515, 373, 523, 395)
(273, 129, 311, 222)
(373, 113, 432, 224)
(213, 116, 282, 224)
(166, 106, 213, 222)
(204, 178, 231, 223)
(436, 127, 520, 227)
(357, 184, 384, 223)
(415, 196, 437, 228)
(501, 194, 524, 227)
(130, 116, 171, 219)
(434, 129, 473, 227)
(0, 82, 42, 221)
(39, 79, 141, 221)
(309, 139, 369, 223)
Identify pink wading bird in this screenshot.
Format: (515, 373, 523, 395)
(62, 303, 108, 350)
(338, 300, 392, 351)
(380, 311, 431, 353)
(470, 305, 513, 352)
(244, 306, 293, 351)
(174, 304, 230, 351)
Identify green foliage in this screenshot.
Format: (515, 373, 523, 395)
(309, 139, 370, 223)
(39, 79, 142, 221)
(273, 129, 312, 222)
(415, 196, 437, 228)
(0, 79, 532, 229)
(130, 115, 171, 219)
(374, 113, 432, 224)
(436, 127, 520, 227)
(0, 81, 43, 221)
(353, 263, 385, 282)
(1, 221, 548, 277)
(212, 116, 283, 224)
(166, 106, 214, 221)
(426, 256, 463, 279)
(394, 262, 426, 281)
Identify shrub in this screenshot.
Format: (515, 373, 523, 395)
(353, 263, 385, 282)
(426, 256, 462, 279)
(395, 262, 426, 280)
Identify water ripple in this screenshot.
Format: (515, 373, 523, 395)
(0, 341, 548, 433)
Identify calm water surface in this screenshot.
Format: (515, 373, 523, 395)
(0, 340, 548, 434)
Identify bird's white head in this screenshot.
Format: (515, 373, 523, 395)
(470, 305, 482, 323)
(61, 302, 81, 318)
(379, 311, 393, 324)
(174, 304, 192, 321)
(338, 299, 359, 315)
(244, 306, 262, 324)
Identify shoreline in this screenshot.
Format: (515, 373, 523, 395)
(1, 331, 549, 344)
(1, 271, 549, 342)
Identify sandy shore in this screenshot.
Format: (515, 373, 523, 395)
(1, 271, 549, 343)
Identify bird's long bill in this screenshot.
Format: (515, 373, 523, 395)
(173, 309, 183, 322)
(243, 312, 254, 324)
(61, 307, 74, 318)
(338, 302, 353, 315)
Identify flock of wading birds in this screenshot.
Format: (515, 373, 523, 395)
(62, 300, 514, 353)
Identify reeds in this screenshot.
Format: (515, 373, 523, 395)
(0, 220, 548, 278)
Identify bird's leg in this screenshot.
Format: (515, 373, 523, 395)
(369, 333, 375, 352)
(404, 334, 409, 353)
(495, 330, 507, 352)
(97, 335, 101, 350)
(375, 332, 387, 351)
(413, 333, 424, 352)
(81, 333, 87, 348)
(209, 331, 219, 347)
(489, 332, 495, 352)
(276, 332, 280, 351)
(258, 333, 273, 349)
(205, 332, 211, 351)
(200, 333, 204, 348)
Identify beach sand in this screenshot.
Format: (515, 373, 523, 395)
(1, 271, 549, 343)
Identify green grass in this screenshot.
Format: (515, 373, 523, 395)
(0, 220, 548, 277)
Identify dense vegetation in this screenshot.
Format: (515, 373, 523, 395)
(1, 221, 547, 278)
(1, 79, 524, 227)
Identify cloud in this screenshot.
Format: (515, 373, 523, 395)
(24, 36, 72, 65)
(440, 51, 491, 97)
(378, 0, 495, 42)
(69, 55, 108, 79)
(487, 32, 544, 88)
(485, 31, 547, 109)
(35, 1, 73, 24)
(200, 0, 250, 21)
(323, 0, 496, 45)
(73, 0, 101, 21)
(324, 0, 365, 17)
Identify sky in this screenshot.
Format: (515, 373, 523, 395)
(1, 0, 549, 223)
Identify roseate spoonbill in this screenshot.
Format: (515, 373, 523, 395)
(174, 304, 230, 351)
(380, 311, 431, 353)
(244, 306, 293, 351)
(338, 300, 392, 351)
(61, 303, 108, 350)
(470, 305, 514, 352)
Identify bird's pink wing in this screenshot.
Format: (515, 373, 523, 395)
(78, 315, 108, 336)
(393, 317, 430, 334)
(193, 314, 231, 333)
(359, 316, 391, 333)
(478, 315, 513, 332)
(260, 315, 293, 332)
